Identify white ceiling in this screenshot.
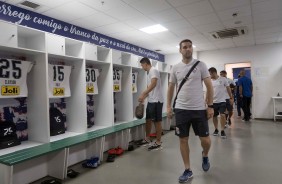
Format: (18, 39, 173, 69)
(3, 0, 282, 55)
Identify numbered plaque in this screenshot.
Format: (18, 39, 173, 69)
(48, 64, 71, 98)
(0, 58, 33, 98)
(132, 72, 138, 93)
(86, 68, 100, 95)
(113, 69, 122, 92)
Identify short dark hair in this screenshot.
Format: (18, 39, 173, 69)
(140, 57, 151, 65)
(220, 70, 227, 75)
(179, 39, 193, 49)
(208, 67, 217, 74)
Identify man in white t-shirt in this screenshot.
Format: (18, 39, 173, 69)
(138, 57, 163, 151)
(220, 70, 235, 126)
(167, 39, 214, 182)
(209, 67, 233, 139)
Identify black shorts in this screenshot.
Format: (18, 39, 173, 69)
(146, 102, 163, 122)
(213, 102, 226, 117)
(174, 109, 209, 137)
(225, 99, 233, 112)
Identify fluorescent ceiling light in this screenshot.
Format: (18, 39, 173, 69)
(140, 24, 168, 34)
(176, 45, 196, 48)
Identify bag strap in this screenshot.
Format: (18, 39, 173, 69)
(173, 60, 200, 109)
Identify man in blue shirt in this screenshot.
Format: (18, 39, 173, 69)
(238, 70, 253, 121)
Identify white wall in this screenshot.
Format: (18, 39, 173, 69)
(165, 51, 198, 65)
(197, 42, 282, 119)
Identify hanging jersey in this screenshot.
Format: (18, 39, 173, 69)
(0, 120, 21, 149)
(0, 58, 33, 98)
(86, 95, 95, 128)
(132, 72, 138, 93)
(86, 68, 100, 95)
(48, 64, 71, 98)
(113, 69, 122, 92)
(49, 107, 65, 136)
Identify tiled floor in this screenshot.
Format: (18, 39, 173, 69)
(64, 118, 282, 184)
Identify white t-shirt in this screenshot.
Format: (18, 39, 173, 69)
(224, 78, 235, 99)
(113, 69, 122, 92)
(147, 67, 163, 103)
(86, 68, 100, 95)
(169, 59, 210, 110)
(212, 76, 229, 103)
(0, 58, 33, 98)
(48, 64, 72, 98)
(132, 72, 138, 93)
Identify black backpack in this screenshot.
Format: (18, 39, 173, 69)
(49, 107, 65, 136)
(0, 121, 21, 149)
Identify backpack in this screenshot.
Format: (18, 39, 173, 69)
(0, 121, 21, 149)
(49, 107, 65, 136)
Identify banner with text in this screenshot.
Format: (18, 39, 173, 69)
(0, 2, 164, 62)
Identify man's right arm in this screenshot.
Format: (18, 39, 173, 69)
(167, 82, 175, 119)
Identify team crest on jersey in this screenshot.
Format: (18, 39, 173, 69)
(53, 88, 65, 96)
(1, 86, 20, 96)
(86, 86, 94, 93)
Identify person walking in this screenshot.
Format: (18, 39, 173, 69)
(238, 69, 253, 121)
(209, 67, 233, 138)
(167, 39, 214, 183)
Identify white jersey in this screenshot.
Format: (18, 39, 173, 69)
(113, 69, 122, 92)
(48, 64, 71, 98)
(0, 58, 33, 98)
(224, 78, 235, 99)
(132, 72, 138, 93)
(169, 59, 209, 110)
(147, 67, 163, 103)
(212, 76, 229, 103)
(86, 68, 100, 95)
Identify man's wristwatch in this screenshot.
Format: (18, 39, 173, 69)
(208, 105, 214, 108)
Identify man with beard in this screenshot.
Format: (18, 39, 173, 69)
(167, 39, 214, 183)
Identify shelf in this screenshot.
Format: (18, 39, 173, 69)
(97, 46, 110, 63)
(86, 59, 110, 66)
(18, 26, 45, 52)
(50, 131, 82, 142)
(87, 125, 110, 132)
(0, 45, 45, 56)
(65, 38, 83, 58)
(48, 53, 83, 62)
(0, 141, 42, 156)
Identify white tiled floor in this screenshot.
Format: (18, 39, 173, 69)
(61, 118, 282, 184)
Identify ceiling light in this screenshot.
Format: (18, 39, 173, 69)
(139, 24, 168, 34)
